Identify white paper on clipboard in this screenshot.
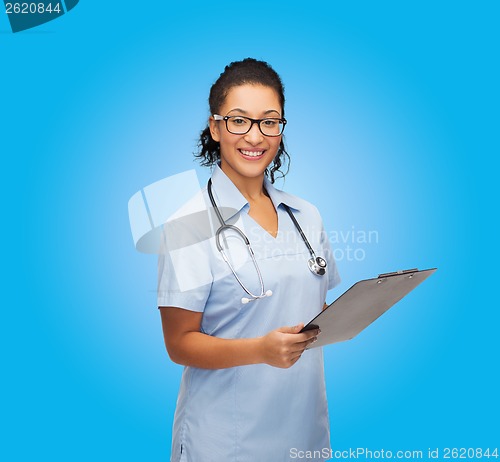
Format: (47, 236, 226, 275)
(301, 268, 437, 348)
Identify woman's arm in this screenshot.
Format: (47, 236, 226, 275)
(159, 307, 319, 370)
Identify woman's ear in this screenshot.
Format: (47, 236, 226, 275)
(209, 116, 220, 142)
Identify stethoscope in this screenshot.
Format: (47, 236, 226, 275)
(208, 179, 327, 304)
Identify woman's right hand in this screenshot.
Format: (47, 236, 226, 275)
(258, 323, 320, 369)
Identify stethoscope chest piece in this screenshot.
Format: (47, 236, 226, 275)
(308, 256, 327, 275)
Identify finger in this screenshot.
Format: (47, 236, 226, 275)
(278, 323, 305, 334)
(294, 322, 305, 332)
(290, 337, 317, 354)
(288, 337, 315, 353)
(292, 329, 320, 343)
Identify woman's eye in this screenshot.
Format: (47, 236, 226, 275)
(263, 119, 278, 127)
(232, 118, 247, 125)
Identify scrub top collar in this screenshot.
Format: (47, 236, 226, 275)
(210, 164, 302, 222)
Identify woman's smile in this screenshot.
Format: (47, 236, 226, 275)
(238, 148, 266, 159)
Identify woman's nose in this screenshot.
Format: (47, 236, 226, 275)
(244, 122, 264, 144)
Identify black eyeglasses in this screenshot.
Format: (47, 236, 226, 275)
(213, 114, 287, 137)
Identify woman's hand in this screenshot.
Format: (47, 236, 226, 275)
(258, 323, 320, 369)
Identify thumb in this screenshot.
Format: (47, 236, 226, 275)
(278, 323, 305, 334)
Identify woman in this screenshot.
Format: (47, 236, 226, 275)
(158, 58, 340, 462)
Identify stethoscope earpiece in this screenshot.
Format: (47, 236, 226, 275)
(208, 179, 326, 305)
(241, 290, 273, 305)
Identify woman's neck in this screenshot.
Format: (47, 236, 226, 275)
(220, 164, 267, 202)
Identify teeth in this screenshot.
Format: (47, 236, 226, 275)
(240, 150, 264, 157)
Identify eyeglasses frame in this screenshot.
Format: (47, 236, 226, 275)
(213, 114, 287, 137)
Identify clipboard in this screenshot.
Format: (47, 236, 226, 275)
(301, 268, 437, 348)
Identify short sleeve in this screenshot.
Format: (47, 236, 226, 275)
(320, 222, 341, 290)
(157, 216, 214, 312)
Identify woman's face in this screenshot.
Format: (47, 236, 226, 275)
(209, 84, 283, 184)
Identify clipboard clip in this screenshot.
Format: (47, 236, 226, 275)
(378, 268, 418, 278)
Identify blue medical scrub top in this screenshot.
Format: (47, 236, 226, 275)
(158, 165, 341, 462)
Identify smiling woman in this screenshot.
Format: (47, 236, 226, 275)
(157, 58, 341, 462)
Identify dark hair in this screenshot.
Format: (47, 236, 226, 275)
(195, 58, 290, 183)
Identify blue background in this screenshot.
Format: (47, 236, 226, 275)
(1, 1, 498, 460)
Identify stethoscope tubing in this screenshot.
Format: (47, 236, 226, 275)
(215, 223, 266, 300)
(207, 178, 325, 303)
